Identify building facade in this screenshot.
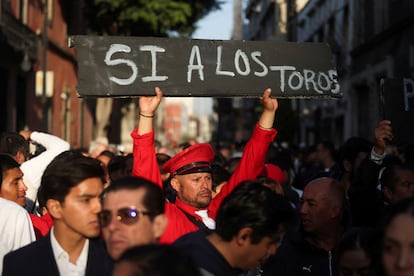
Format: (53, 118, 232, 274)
(245, 0, 414, 147)
(0, 0, 94, 149)
(296, 0, 414, 146)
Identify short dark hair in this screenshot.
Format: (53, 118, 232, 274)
(40, 150, 105, 203)
(0, 154, 20, 188)
(108, 154, 133, 181)
(156, 153, 171, 174)
(382, 196, 414, 229)
(338, 137, 373, 164)
(215, 180, 295, 244)
(0, 132, 29, 159)
(336, 227, 382, 275)
(381, 164, 414, 192)
(211, 164, 231, 191)
(101, 176, 165, 220)
(317, 140, 337, 160)
(116, 244, 201, 276)
(97, 150, 117, 160)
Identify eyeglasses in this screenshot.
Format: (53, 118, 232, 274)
(98, 207, 152, 228)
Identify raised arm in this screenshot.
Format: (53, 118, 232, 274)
(19, 131, 70, 212)
(137, 87, 163, 135)
(212, 88, 278, 207)
(131, 87, 164, 187)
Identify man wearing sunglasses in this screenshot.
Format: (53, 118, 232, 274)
(131, 87, 278, 244)
(98, 176, 168, 260)
(3, 151, 113, 276)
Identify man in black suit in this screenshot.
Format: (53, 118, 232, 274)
(2, 150, 113, 275)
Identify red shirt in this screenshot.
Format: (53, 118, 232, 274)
(131, 124, 277, 244)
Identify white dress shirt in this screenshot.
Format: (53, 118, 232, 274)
(50, 228, 89, 276)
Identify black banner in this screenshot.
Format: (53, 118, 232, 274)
(69, 36, 341, 99)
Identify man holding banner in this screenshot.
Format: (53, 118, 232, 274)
(131, 86, 279, 243)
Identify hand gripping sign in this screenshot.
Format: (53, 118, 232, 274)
(69, 36, 341, 99)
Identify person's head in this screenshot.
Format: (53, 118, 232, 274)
(211, 164, 230, 198)
(337, 227, 382, 276)
(162, 143, 215, 209)
(108, 154, 133, 182)
(381, 197, 414, 276)
(113, 244, 201, 276)
(0, 154, 27, 206)
(89, 137, 109, 158)
(214, 180, 295, 271)
(0, 132, 29, 164)
(381, 165, 414, 205)
(300, 177, 346, 235)
(260, 163, 286, 185)
(257, 177, 284, 195)
(99, 176, 167, 260)
(156, 153, 171, 182)
(97, 150, 117, 186)
(339, 137, 373, 180)
(316, 140, 337, 166)
(40, 150, 105, 238)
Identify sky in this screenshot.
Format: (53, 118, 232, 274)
(192, 0, 233, 40)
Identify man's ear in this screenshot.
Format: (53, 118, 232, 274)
(235, 228, 253, 246)
(330, 206, 341, 219)
(152, 214, 168, 239)
(170, 177, 180, 192)
(382, 186, 393, 203)
(46, 199, 62, 219)
(15, 151, 26, 164)
(342, 160, 352, 173)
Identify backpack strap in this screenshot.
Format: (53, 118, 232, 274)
(176, 206, 212, 234)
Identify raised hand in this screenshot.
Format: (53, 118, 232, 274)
(258, 88, 278, 130)
(374, 120, 393, 154)
(139, 86, 163, 116)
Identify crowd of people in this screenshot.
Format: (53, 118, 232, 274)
(0, 86, 413, 276)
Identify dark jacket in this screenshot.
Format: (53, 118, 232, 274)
(348, 157, 382, 227)
(174, 230, 243, 276)
(262, 230, 338, 276)
(2, 233, 113, 276)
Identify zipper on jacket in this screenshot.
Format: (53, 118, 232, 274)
(328, 250, 333, 276)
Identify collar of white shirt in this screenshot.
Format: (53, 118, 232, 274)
(50, 227, 89, 276)
(194, 209, 216, 230)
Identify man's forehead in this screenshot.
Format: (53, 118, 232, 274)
(302, 191, 329, 201)
(176, 172, 212, 178)
(103, 188, 145, 206)
(3, 167, 23, 179)
(302, 183, 331, 201)
(67, 178, 103, 197)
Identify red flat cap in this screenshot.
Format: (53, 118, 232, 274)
(162, 143, 215, 175)
(262, 164, 286, 184)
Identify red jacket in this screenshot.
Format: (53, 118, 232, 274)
(131, 124, 277, 244)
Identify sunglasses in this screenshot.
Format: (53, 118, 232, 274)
(98, 207, 152, 228)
